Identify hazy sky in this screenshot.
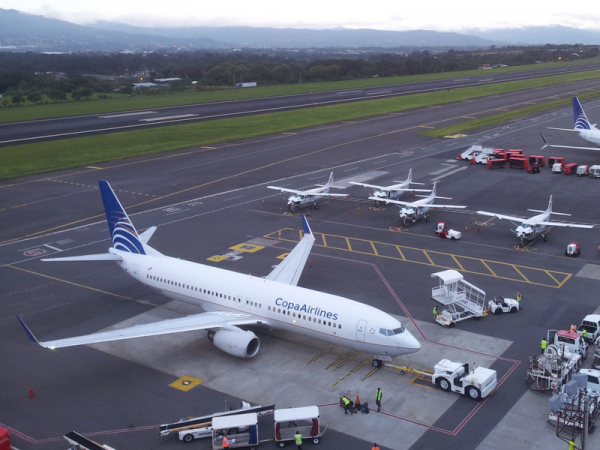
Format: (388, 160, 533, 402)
(4, 1, 600, 31)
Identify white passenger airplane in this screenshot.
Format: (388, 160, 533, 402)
(540, 97, 600, 151)
(17, 180, 420, 367)
(349, 169, 431, 207)
(370, 182, 466, 227)
(267, 172, 348, 213)
(477, 195, 593, 247)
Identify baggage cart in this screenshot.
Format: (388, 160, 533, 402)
(564, 163, 578, 175)
(274, 406, 328, 447)
(212, 413, 259, 450)
(487, 159, 506, 169)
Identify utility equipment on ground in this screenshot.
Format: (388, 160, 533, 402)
(212, 413, 259, 450)
(529, 155, 546, 166)
(527, 344, 581, 392)
(431, 270, 486, 327)
(564, 163, 578, 174)
(64, 431, 117, 450)
(548, 330, 588, 360)
(488, 296, 520, 314)
(577, 165, 589, 176)
(589, 165, 600, 178)
(431, 360, 497, 401)
(457, 145, 495, 161)
(273, 405, 328, 447)
(487, 158, 507, 169)
(565, 242, 581, 257)
(435, 222, 461, 240)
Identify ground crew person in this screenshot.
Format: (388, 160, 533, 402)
(223, 434, 230, 448)
(582, 329, 588, 340)
(341, 395, 353, 414)
(569, 439, 575, 450)
(433, 305, 438, 321)
(372, 444, 380, 450)
(376, 387, 383, 412)
(570, 323, 577, 333)
(295, 431, 303, 450)
(516, 293, 522, 308)
(541, 338, 547, 354)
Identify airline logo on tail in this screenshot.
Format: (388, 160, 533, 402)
(407, 168, 413, 183)
(573, 97, 591, 130)
(430, 182, 437, 198)
(99, 180, 146, 255)
(327, 172, 334, 186)
(546, 195, 553, 213)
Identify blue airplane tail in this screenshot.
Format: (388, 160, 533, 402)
(573, 97, 591, 130)
(99, 180, 146, 255)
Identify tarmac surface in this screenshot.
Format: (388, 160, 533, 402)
(1, 62, 599, 147)
(2, 82, 600, 450)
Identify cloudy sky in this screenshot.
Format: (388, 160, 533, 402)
(3, 0, 600, 31)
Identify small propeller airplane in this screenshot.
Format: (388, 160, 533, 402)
(540, 97, 600, 151)
(267, 172, 348, 213)
(477, 195, 594, 247)
(370, 182, 466, 227)
(349, 169, 431, 207)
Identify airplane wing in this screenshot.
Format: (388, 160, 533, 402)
(368, 196, 413, 206)
(17, 311, 267, 349)
(266, 215, 314, 286)
(349, 181, 386, 190)
(477, 211, 525, 221)
(428, 204, 467, 209)
(267, 186, 311, 195)
(536, 222, 594, 229)
(540, 133, 600, 151)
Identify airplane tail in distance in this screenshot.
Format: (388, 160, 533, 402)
(430, 182, 437, 198)
(573, 97, 591, 130)
(327, 172, 334, 187)
(407, 168, 413, 183)
(99, 180, 146, 255)
(546, 195, 553, 214)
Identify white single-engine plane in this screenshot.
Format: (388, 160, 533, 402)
(477, 195, 593, 247)
(370, 182, 466, 227)
(17, 180, 420, 368)
(350, 169, 431, 207)
(267, 172, 348, 213)
(540, 97, 600, 151)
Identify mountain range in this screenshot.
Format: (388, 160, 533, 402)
(1, 8, 599, 53)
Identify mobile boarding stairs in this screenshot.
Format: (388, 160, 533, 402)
(431, 270, 486, 327)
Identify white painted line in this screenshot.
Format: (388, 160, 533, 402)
(336, 90, 363, 94)
(366, 90, 392, 95)
(343, 167, 359, 172)
(445, 159, 458, 163)
(224, 195, 245, 202)
(429, 166, 454, 175)
(431, 166, 468, 181)
(166, 208, 190, 215)
(98, 111, 156, 118)
(375, 160, 387, 164)
(43, 244, 62, 252)
(140, 114, 197, 122)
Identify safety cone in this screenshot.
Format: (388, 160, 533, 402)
(478, 227, 481, 233)
(395, 227, 398, 232)
(465, 226, 468, 231)
(262, 200, 264, 204)
(309, 260, 312, 267)
(355, 392, 361, 407)
(366, 213, 369, 217)
(29, 386, 33, 398)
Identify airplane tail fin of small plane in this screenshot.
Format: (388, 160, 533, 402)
(407, 168, 413, 183)
(546, 195, 553, 214)
(99, 180, 146, 255)
(430, 181, 437, 198)
(573, 97, 591, 130)
(327, 172, 334, 187)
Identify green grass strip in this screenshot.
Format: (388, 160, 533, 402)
(3, 68, 600, 180)
(1, 57, 600, 123)
(420, 89, 600, 138)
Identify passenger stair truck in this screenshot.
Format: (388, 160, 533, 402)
(431, 270, 486, 327)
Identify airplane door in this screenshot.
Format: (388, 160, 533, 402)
(244, 297, 251, 311)
(356, 320, 367, 342)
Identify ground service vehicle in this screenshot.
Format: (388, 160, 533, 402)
(578, 315, 600, 343)
(488, 296, 520, 314)
(274, 405, 328, 447)
(529, 155, 546, 166)
(212, 413, 259, 450)
(564, 163, 578, 175)
(589, 165, 600, 178)
(565, 242, 581, 257)
(577, 165, 589, 176)
(578, 368, 600, 393)
(548, 330, 588, 359)
(435, 222, 461, 240)
(432, 360, 497, 400)
(488, 158, 507, 169)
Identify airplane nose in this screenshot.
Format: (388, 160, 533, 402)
(403, 331, 421, 353)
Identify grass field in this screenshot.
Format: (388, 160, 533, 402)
(1, 57, 600, 124)
(420, 89, 600, 138)
(3, 68, 600, 180)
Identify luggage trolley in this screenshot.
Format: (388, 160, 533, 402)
(274, 406, 328, 447)
(212, 413, 259, 450)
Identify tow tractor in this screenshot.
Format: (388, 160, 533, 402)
(488, 296, 520, 314)
(159, 403, 275, 443)
(565, 242, 581, 257)
(435, 222, 461, 240)
(432, 360, 497, 400)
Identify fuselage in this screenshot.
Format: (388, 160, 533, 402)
(400, 198, 434, 219)
(578, 128, 600, 147)
(113, 249, 421, 357)
(288, 186, 330, 208)
(515, 212, 549, 241)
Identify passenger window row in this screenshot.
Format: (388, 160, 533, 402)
(145, 274, 262, 308)
(267, 305, 341, 329)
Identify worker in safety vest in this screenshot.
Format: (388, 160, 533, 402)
(376, 387, 383, 412)
(516, 293, 522, 309)
(341, 395, 353, 414)
(569, 439, 575, 450)
(582, 329, 588, 340)
(433, 305, 438, 321)
(372, 444, 380, 450)
(223, 434, 230, 449)
(541, 338, 547, 354)
(570, 323, 577, 333)
(295, 431, 303, 450)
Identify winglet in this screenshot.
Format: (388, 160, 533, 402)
(302, 214, 313, 237)
(16, 315, 40, 344)
(540, 133, 549, 150)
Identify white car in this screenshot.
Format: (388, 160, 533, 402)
(488, 296, 520, 314)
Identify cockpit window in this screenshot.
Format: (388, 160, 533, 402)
(520, 223, 533, 230)
(380, 327, 405, 336)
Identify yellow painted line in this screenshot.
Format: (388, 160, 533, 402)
(371, 241, 379, 256)
(207, 255, 227, 262)
(396, 246, 406, 260)
(169, 375, 204, 392)
(307, 345, 337, 365)
(277, 253, 289, 260)
(451, 255, 465, 271)
(512, 265, 530, 283)
(229, 243, 264, 253)
(326, 349, 356, 369)
(556, 273, 573, 289)
(481, 260, 497, 277)
(345, 237, 352, 251)
(423, 251, 435, 266)
(419, 125, 435, 129)
(322, 234, 328, 247)
(3, 265, 132, 299)
(336, 351, 360, 369)
(362, 367, 380, 380)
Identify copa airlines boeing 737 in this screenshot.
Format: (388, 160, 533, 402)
(540, 97, 600, 151)
(18, 181, 420, 367)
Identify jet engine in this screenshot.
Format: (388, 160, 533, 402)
(211, 328, 260, 358)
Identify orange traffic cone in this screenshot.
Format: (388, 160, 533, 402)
(30, 386, 34, 398)
(355, 392, 361, 407)
(309, 260, 312, 267)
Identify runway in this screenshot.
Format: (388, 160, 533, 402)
(2, 83, 600, 449)
(1, 62, 599, 146)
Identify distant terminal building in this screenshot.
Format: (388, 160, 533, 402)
(133, 82, 158, 89)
